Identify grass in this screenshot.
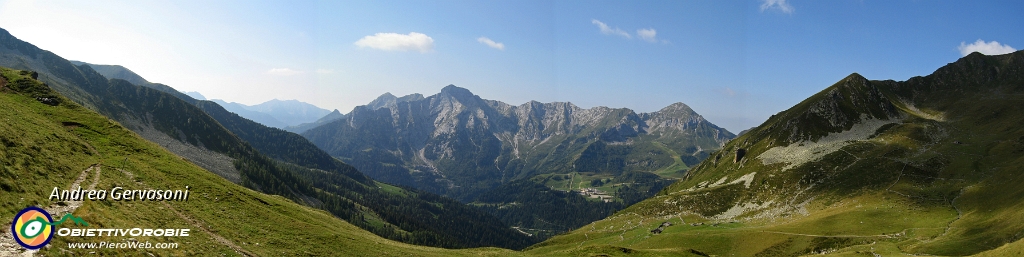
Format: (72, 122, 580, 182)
(649, 141, 689, 179)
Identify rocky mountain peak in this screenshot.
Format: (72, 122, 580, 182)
(641, 102, 721, 137)
(397, 93, 425, 102)
(654, 102, 697, 116)
(367, 92, 398, 110)
(839, 72, 868, 85)
(438, 85, 476, 101)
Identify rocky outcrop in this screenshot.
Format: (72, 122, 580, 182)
(734, 148, 746, 163)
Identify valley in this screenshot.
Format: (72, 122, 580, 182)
(3, 38, 1022, 256)
(1, 2, 1022, 255)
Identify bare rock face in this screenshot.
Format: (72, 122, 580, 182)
(734, 148, 746, 163)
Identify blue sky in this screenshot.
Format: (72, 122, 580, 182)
(0, 0, 1020, 132)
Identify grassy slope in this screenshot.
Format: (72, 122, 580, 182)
(528, 52, 1024, 256)
(0, 68, 513, 256)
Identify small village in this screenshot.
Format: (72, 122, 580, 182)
(577, 188, 614, 203)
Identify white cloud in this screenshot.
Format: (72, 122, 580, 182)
(958, 39, 1016, 56)
(637, 28, 659, 43)
(477, 37, 505, 50)
(267, 68, 303, 76)
(315, 69, 335, 74)
(760, 0, 794, 14)
(591, 19, 631, 39)
(354, 32, 434, 53)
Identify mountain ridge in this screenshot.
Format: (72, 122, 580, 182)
(529, 50, 1024, 256)
(305, 85, 734, 198)
(65, 60, 332, 129)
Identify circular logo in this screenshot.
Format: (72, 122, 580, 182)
(11, 206, 54, 250)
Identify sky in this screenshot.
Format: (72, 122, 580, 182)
(0, 0, 1020, 132)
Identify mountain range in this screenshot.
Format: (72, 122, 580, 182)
(304, 85, 734, 199)
(300, 85, 735, 239)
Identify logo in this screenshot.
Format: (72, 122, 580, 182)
(10, 207, 88, 250)
(11, 207, 54, 250)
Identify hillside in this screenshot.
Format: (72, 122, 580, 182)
(0, 67, 515, 256)
(528, 51, 1024, 256)
(68, 61, 150, 86)
(0, 27, 533, 250)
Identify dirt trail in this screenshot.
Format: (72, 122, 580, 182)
(46, 165, 102, 218)
(0, 164, 99, 256)
(159, 201, 253, 256)
(759, 230, 899, 238)
(118, 168, 253, 256)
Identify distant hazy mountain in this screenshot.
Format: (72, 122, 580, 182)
(284, 109, 345, 133)
(184, 91, 206, 100)
(209, 99, 288, 128)
(207, 98, 331, 129)
(247, 99, 332, 126)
